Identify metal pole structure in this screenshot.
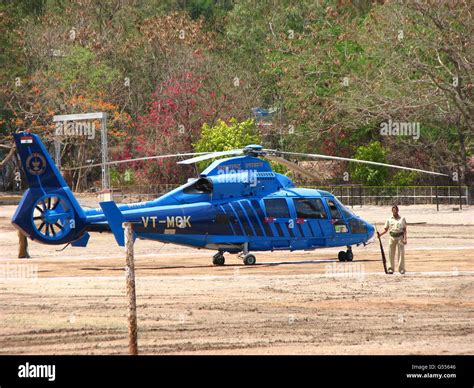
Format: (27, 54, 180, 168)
(53, 112, 108, 191)
(457, 164, 462, 210)
(100, 113, 109, 191)
(435, 177, 439, 212)
(54, 136, 61, 169)
(124, 222, 138, 355)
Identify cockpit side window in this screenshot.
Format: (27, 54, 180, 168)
(183, 178, 213, 194)
(325, 199, 341, 219)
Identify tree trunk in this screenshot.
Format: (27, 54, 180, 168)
(458, 127, 470, 187)
(0, 144, 16, 168)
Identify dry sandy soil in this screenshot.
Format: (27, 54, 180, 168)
(0, 200, 473, 354)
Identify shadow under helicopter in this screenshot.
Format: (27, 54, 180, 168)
(78, 258, 378, 272)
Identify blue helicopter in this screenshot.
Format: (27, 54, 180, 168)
(11, 132, 446, 265)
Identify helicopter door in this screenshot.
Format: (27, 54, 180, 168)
(263, 198, 292, 249)
(324, 198, 350, 240)
(292, 198, 332, 246)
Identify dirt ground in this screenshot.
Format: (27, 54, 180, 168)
(0, 200, 473, 355)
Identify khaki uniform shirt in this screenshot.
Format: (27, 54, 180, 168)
(384, 216, 406, 234)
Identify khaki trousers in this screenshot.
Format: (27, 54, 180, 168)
(388, 235, 405, 272)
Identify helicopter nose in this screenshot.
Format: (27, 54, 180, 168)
(366, 222, 375, 240)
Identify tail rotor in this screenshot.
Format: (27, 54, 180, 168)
(31, 194, 75, 241)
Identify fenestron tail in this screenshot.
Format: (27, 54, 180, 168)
(11, 132, 88, 245)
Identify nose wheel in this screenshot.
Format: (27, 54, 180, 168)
(338, 246, 354, 262)
(240, 243, 256, 265)
(243, 254, 256, 265)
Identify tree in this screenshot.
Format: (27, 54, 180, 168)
(194, 118, 261, 171)
(350, 142, 389, 186)
(122, 70, 222, 184)
(1, 0, 471, 191)
(338, 1, 473, 185)
(195, 118, 261, 152)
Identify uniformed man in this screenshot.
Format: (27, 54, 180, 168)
(377, 205, 407, 274)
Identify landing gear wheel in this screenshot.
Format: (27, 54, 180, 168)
(338, 251, 347, 262)
(243, 254, 256, 265)
(212, 252, 225, 266)
(345, 250, 353, 262)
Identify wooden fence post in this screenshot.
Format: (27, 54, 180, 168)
(18, 230, 30, 259)
(124, 222, 138, 355)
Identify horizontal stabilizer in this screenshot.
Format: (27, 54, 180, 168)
(71, 232, 90, 247)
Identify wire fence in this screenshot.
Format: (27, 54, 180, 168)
(309, 185, 469, 208)
(112, 184, 470, 208)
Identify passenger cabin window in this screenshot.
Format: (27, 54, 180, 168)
(293, 198, 327, 219)
(183, 178, 213, 194)
(264, 198, 290, 218)
(325, 199, 342, 219)
(216, 214, 229, 224)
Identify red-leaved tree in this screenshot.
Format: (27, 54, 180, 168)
(119, 70, 221, 185)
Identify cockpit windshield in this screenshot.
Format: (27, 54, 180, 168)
(333, 197, 355, 218)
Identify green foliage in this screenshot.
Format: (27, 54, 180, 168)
(194, 118, 261, 171)
(47, 47, 120, 92)
(110, 168, 135, 186)
(195, 118, 261, 152)
(350, 142, 389, 186)
(0, 1, 38, 136)
(390, 170, 417, 186)
(180, 0, 233, 26)
(1, 0, 471, 187)
(193, 118, 288, 174)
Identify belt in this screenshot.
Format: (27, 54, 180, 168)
(390, 232, 404, 238)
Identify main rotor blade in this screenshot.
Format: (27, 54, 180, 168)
(177, 149, 244, 165)
(64, 152, 210, 171)
(278, 151, 448, 176)
(264, 155, 321, 181)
